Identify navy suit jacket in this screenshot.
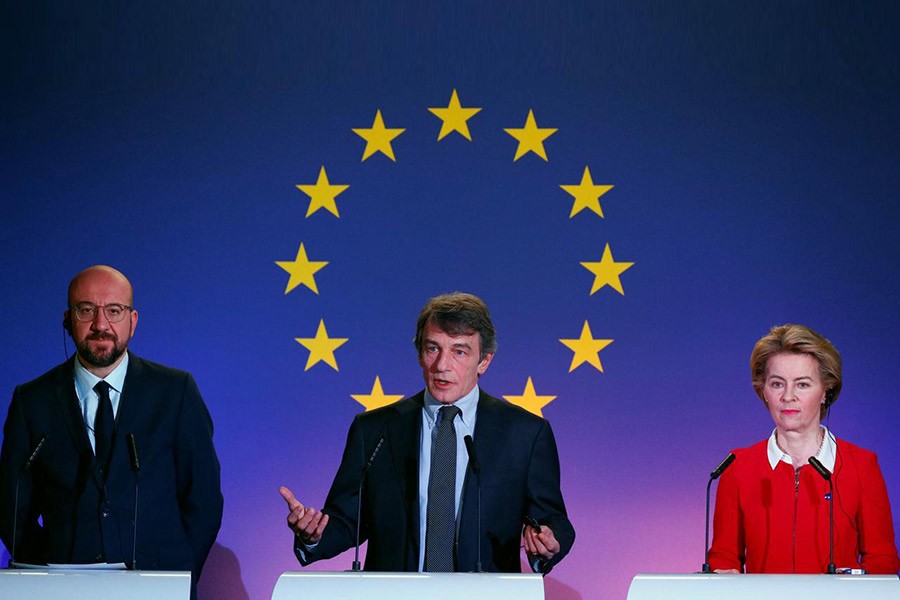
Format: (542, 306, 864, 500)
(297, 390, 575, 573)
(0, 353, 223, 587)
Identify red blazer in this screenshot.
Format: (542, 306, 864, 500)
(709, 438, 899, 574)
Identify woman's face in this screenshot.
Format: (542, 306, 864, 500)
(763, 352, 827, 435)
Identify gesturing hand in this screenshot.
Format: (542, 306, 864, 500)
(279, 486, 330, 546)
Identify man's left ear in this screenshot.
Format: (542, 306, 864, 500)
(478, 353, 494, 375)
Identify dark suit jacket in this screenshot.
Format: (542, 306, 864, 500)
(0, 353, 223, 588)
(297, 390, 575, 573)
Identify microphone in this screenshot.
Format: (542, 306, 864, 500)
(463, 435, 483, 572)
(808, 456, 830, 480)
(702, 452, 735, 573)
(127, 434, 140, 570)
(352, 435, 384, 571)
(710, 453, 736, 480)
(808, 456, 836, 574)
(10, 434, 48, 567)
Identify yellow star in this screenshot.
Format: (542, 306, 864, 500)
(295, 320, 348, 371)
(428, 89, 482, 141)
(295, 166, 349, 218)
(504, 109, 557, 161)
(559, 321, 614, 373)
(560, 166, 614, 218)
(503, 377, 557, 417)
(351, 376, 405, 411)
(352, 109, 405, 161)
(580, 243, 634, 295)
(275, 243, 328, 295)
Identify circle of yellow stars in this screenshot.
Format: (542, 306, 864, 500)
(275, 89, 635, 416)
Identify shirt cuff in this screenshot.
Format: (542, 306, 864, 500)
(294, 534, 318, 562)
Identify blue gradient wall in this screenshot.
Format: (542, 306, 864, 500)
(2, 4, 899, 599)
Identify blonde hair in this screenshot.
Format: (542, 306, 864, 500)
(750, 324, 842, 418)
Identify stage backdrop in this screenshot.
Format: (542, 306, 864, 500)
(2, 3, 899, 599)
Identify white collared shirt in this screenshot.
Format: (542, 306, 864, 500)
(73, 353, 129, 453)
(766, 425, 837, 472)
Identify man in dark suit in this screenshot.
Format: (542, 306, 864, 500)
(280, 292, 575, 573)
(0, 265, 222, 598)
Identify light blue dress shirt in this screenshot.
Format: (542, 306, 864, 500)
(73, 353, 129, 453)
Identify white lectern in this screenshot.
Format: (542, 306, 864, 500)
(627, 573, 900, 600)
(0, 569, 191, 599)
(272, 571, 545, 600)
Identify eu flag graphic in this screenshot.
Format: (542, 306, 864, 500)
(277, 94, 627, 418)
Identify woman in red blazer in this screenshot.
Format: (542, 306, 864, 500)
(708, 324, 899, 574)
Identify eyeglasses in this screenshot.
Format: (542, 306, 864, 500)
(70, 303, 134, 323)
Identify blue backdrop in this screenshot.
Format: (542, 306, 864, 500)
(3, 3, 899, 599)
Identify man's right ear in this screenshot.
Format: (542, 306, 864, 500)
(63, 311, 72, 336)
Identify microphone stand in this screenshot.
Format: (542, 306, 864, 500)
(702, 477, 714, 573)
(702, 452, 735, 573)
(10, 435, 48, 568)
(352, 436, 384, 571)
(808, 456, 836, 574)
(128, 433, 141, 571)
(464, 435, 482, 572)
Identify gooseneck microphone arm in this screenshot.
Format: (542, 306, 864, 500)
(808, 456, 836, 574)
(10, 434, 48, 567)
(128, 433, 141, 570)
(702, 452, 735, 573)
(463, 435, 483, 573)
(352, 435, 384, 571)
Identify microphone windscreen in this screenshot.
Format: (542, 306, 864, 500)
(709, 452, 736, 480)
(808, 456, 831, 481)
(463, 435, 480, 474)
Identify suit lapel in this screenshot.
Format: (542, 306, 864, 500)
(387, 393, 424, 565)
(471, 391, 504, 467)
(53, 359, 93, 458)
(49, 359, 104, 494)
(114, 353, 141, 446)
(458, 391, 506, 568)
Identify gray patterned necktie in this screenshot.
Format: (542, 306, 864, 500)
(424, 405, 461, 572)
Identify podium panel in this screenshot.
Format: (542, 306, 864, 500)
(627, 573, 900, 600)
(0, 569, 191, 599)
(272, 571, 545, 600)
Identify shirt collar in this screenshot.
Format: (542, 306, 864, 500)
(73, 351, 129, 395)
(423, 384, 480, 428)
(766, 425, 836, 472)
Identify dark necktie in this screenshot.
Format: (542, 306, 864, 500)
(425, 405, 461, 572)
(93, 381, 114, 477)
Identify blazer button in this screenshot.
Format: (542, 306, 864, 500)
(102, 510, 110, 518)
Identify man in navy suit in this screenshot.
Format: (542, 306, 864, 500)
(281, 292, 575, 573)
(0, 265, 222, 598)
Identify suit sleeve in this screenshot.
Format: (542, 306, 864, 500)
(0, 389, 37, 559)
(526, 420, 575, 573)
(294, 414, 366, 565)
(856, 452, 900, 574)
(174, 374, 223, 578)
